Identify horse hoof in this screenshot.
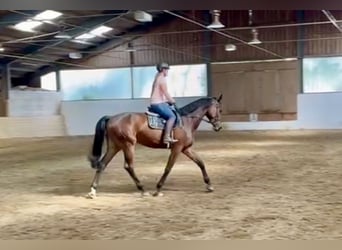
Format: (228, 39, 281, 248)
(141, 191, 151, 197)
(86, 192, 96, 199)
(153, 191, 164, 197)
(206, 185, 214, 192)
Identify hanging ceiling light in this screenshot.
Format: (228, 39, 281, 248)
(247, 10, 261, 45)
(248, 28, 262, 45)
(68, 52, 82, 59)
(248, 9, 253, 26)
(207, 10, 225, 29)
(225, 44, 236, 51)
(134, 11, 152, 22)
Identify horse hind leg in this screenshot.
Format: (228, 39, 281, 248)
(88, 155, 102, 169)
(122, 144, 149, 196)
(87, 144, 120, 199)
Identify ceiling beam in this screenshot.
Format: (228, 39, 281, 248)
(9, 66, 37, 72)
(0, 10, 129, 66)
(322, 10, 342, 33)
(20, 12, 176, 82)
(63, 13, 178, 63)
(0, 10, 41, 27)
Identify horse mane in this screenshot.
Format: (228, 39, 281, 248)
(178, 97, 214, 116)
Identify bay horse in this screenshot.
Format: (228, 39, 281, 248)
(87, 94, 223, 198)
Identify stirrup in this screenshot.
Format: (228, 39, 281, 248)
(163, 137, 178, 144)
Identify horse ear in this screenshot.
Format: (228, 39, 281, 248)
(217, 94, 222, 102)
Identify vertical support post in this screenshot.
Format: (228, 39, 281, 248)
(1, 64, 11, 100)
(56, 68, 61, 92)
(129, 51, 135, 99)
(202, 11, 213, 97)
(296, 10, 305, 94)
(0, 64, 11, 116)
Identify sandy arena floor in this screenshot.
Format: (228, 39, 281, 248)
(0, 130, 341, 239)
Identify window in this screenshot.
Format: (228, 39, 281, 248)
(60, 68, 131, 100)
(168, 64, 208, 97)
(55, 64, 208, 100)
(41, 71, 57, 91)
(132, 66, 155, 98)
(133, 64, 208, 98)
(303, 57, 342, 93)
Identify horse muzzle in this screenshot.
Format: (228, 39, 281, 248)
(212, 122, 223, 132)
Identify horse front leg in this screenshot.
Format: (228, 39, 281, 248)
(153, 146, 182, 197)
(182, 147, 214, 192)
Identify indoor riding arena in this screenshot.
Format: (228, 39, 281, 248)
(0, 10, 342, 240)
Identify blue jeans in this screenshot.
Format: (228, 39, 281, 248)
(150, 102, 176, 121)
(150, 102, 178, 142)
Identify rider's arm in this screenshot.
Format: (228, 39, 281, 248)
(160, 79, 175, 104)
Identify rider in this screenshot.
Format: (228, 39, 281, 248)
(149, 62, 178, 144)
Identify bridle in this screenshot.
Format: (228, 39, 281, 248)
(187, 102, 221, 128)
(208, 105, 222, 130)
(172, 100, 222, 130)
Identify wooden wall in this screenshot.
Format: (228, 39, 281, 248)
(81, 10, 342, 69)
(211, 60, 300, 121)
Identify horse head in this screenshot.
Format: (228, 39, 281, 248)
(207, 94, 223, 132)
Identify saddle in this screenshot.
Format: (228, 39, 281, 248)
(145, 106, 183, 130)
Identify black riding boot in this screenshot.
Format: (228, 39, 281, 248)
(163, 118, 178, 144)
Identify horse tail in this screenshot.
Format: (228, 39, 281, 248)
(88, 115, 110, 169)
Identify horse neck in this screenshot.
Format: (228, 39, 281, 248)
(183, 106, 208, 132)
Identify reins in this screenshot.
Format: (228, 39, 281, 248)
(173, 105, 212, 124)
(173, 101, 218, 125)
(187, 115, 212, 124)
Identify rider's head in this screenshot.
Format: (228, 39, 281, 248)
(156, 62, 170, 76)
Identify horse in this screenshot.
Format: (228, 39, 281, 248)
(87, 94, 223, 198)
